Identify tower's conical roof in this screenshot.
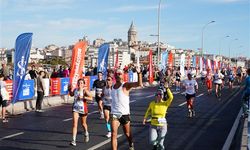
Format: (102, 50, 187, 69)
(128, 21, 136, 32)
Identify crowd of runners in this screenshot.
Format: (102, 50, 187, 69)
(1, 63, 250, 150)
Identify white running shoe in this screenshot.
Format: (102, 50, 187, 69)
(70, 140, 76, 146)
(84, 134, 89, 142)
(106, 132, 111, 138)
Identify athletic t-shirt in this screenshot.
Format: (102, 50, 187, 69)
(183, 79, 198, 95)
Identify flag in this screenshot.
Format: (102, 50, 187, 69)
(69, 41, 87, 90)
(12, 33, 33, 103)
(168, 51, 173, 69)
(161, 51, 168, 71)
(97, 43, 110, 77)
(180, 53, 185, 77)
(114, 48, 119, 70)
(192, 56, 196, 68)
(149, 50, 154, 84)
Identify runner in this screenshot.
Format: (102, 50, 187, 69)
(213, 69, 224, 99)
(221, 68, 226, 88)
(227, 68, 235, 90)
(142, 86, 173, 150)
(183, 72, 198, 118)
(200, 68, 207, 85)
(103, 76, 113, 138)
(93, 71, 106, 119)
(69, 79, 93, 146)
(0, 74, 9, 123)
(242, 68, 250, 117)
(206, 69, 213, 95)
(110, 68, 142, 150)
(175, 70, 181, 92)
(236, 66, 243, 85)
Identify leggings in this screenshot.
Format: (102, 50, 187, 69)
(149, 124, 167, 148)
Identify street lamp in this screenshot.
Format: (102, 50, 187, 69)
(201, 21, 215, 57)
(219, 35, 230, 56)
(157, 0, 162, 67)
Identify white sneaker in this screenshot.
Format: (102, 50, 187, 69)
(84, 134, 89, 142)
(70, 140, 76, 146)
(100, 113, 104, 119)
(106, 132, 111, 138)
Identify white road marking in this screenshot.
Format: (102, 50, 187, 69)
(179, 102, 187, 107)
(0, 132, 24, 141)
(87, 134, 123, 150)
(130, 100, 137, 103)
(145, 94, 154, 98)
(196, 93, 204, 97)
(173, 91, 180, 94)
(222, 109, 243, 150)
(181, 92, 186, 95)
(63, 111, 99, 122)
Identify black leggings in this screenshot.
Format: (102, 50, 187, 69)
(36, 91, 44, 110)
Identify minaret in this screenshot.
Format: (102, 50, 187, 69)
(128, 21, 137, 47)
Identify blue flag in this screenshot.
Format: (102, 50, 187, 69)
(161, 51, 168, 71)
(97, 43, 110, 76)
(192, 56, 196, 68)
(12, 33, 33, 103)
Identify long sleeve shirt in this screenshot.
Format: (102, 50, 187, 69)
(144, 88, 174, 126)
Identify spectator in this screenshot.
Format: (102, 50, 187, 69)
(29, 65, 37, 79)
(35, 71, 46, 112)
(0, 62, 10, 80)
(0, 74, 10, 123)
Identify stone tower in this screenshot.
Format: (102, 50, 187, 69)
(128, 21, 137, 47)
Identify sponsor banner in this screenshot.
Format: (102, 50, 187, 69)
(43, 78, 50, 96)
(17, 80, 35, 100)
(83, 76, 90, 91)
(51, 78, 61, 95)
(192, 56, 196, 68)
(133, 73, 138, 82)
(5, 80, 13, 101)
(97, 43, 110, 77)
(149, 50, 154, 83)
(12, 33, 33, 103)
(161, 51, 168, 71)
(60, 78, 70, 95)
(69, 41, 87, 90)
(123, 73, 128, 83)
(180, 53, 185, 77)
(168, 51, 173, 69)
(90, 76, 98, 90)
(128, 71, 133, 82)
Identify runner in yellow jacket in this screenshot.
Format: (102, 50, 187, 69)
(143, 86, 173, 150)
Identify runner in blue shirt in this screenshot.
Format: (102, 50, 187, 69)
(242, 68, 250, 117)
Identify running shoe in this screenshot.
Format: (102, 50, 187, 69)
(106, 132, 111, 138)
(192, 110, 195, 117)
(2, 118, 8, 123)
(70, 140, 76, 146)
(100, 113, 104, 119)
(84, 134, 89, 142)
(129, 143, 135, 150)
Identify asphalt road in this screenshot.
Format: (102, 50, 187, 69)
(0, 81, 243, 150)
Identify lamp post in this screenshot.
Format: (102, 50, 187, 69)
(201, 21, 215, 57)
(228, 38, 238, 66)
(157, 0, 162, 67)
(219, 35, 230, 56)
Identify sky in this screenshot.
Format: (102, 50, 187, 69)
(0, 0, 249, 58)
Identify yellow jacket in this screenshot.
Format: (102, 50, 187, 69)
(144, 88, 173, 126)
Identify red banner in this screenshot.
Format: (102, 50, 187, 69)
(168, 51, 173, 69)
(5, 80, 13, 101)
(82, 76, 90, 91)
(149, 50, 154, 84)
(123, 73, 128, 83)
(50, 78, 61, 95)
(69, 41, 87, 90)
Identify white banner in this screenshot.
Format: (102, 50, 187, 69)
(43, 78, 50, 97)
(180, 53, 185, 77)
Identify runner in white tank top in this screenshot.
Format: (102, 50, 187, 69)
(111, 68, 142, 150)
